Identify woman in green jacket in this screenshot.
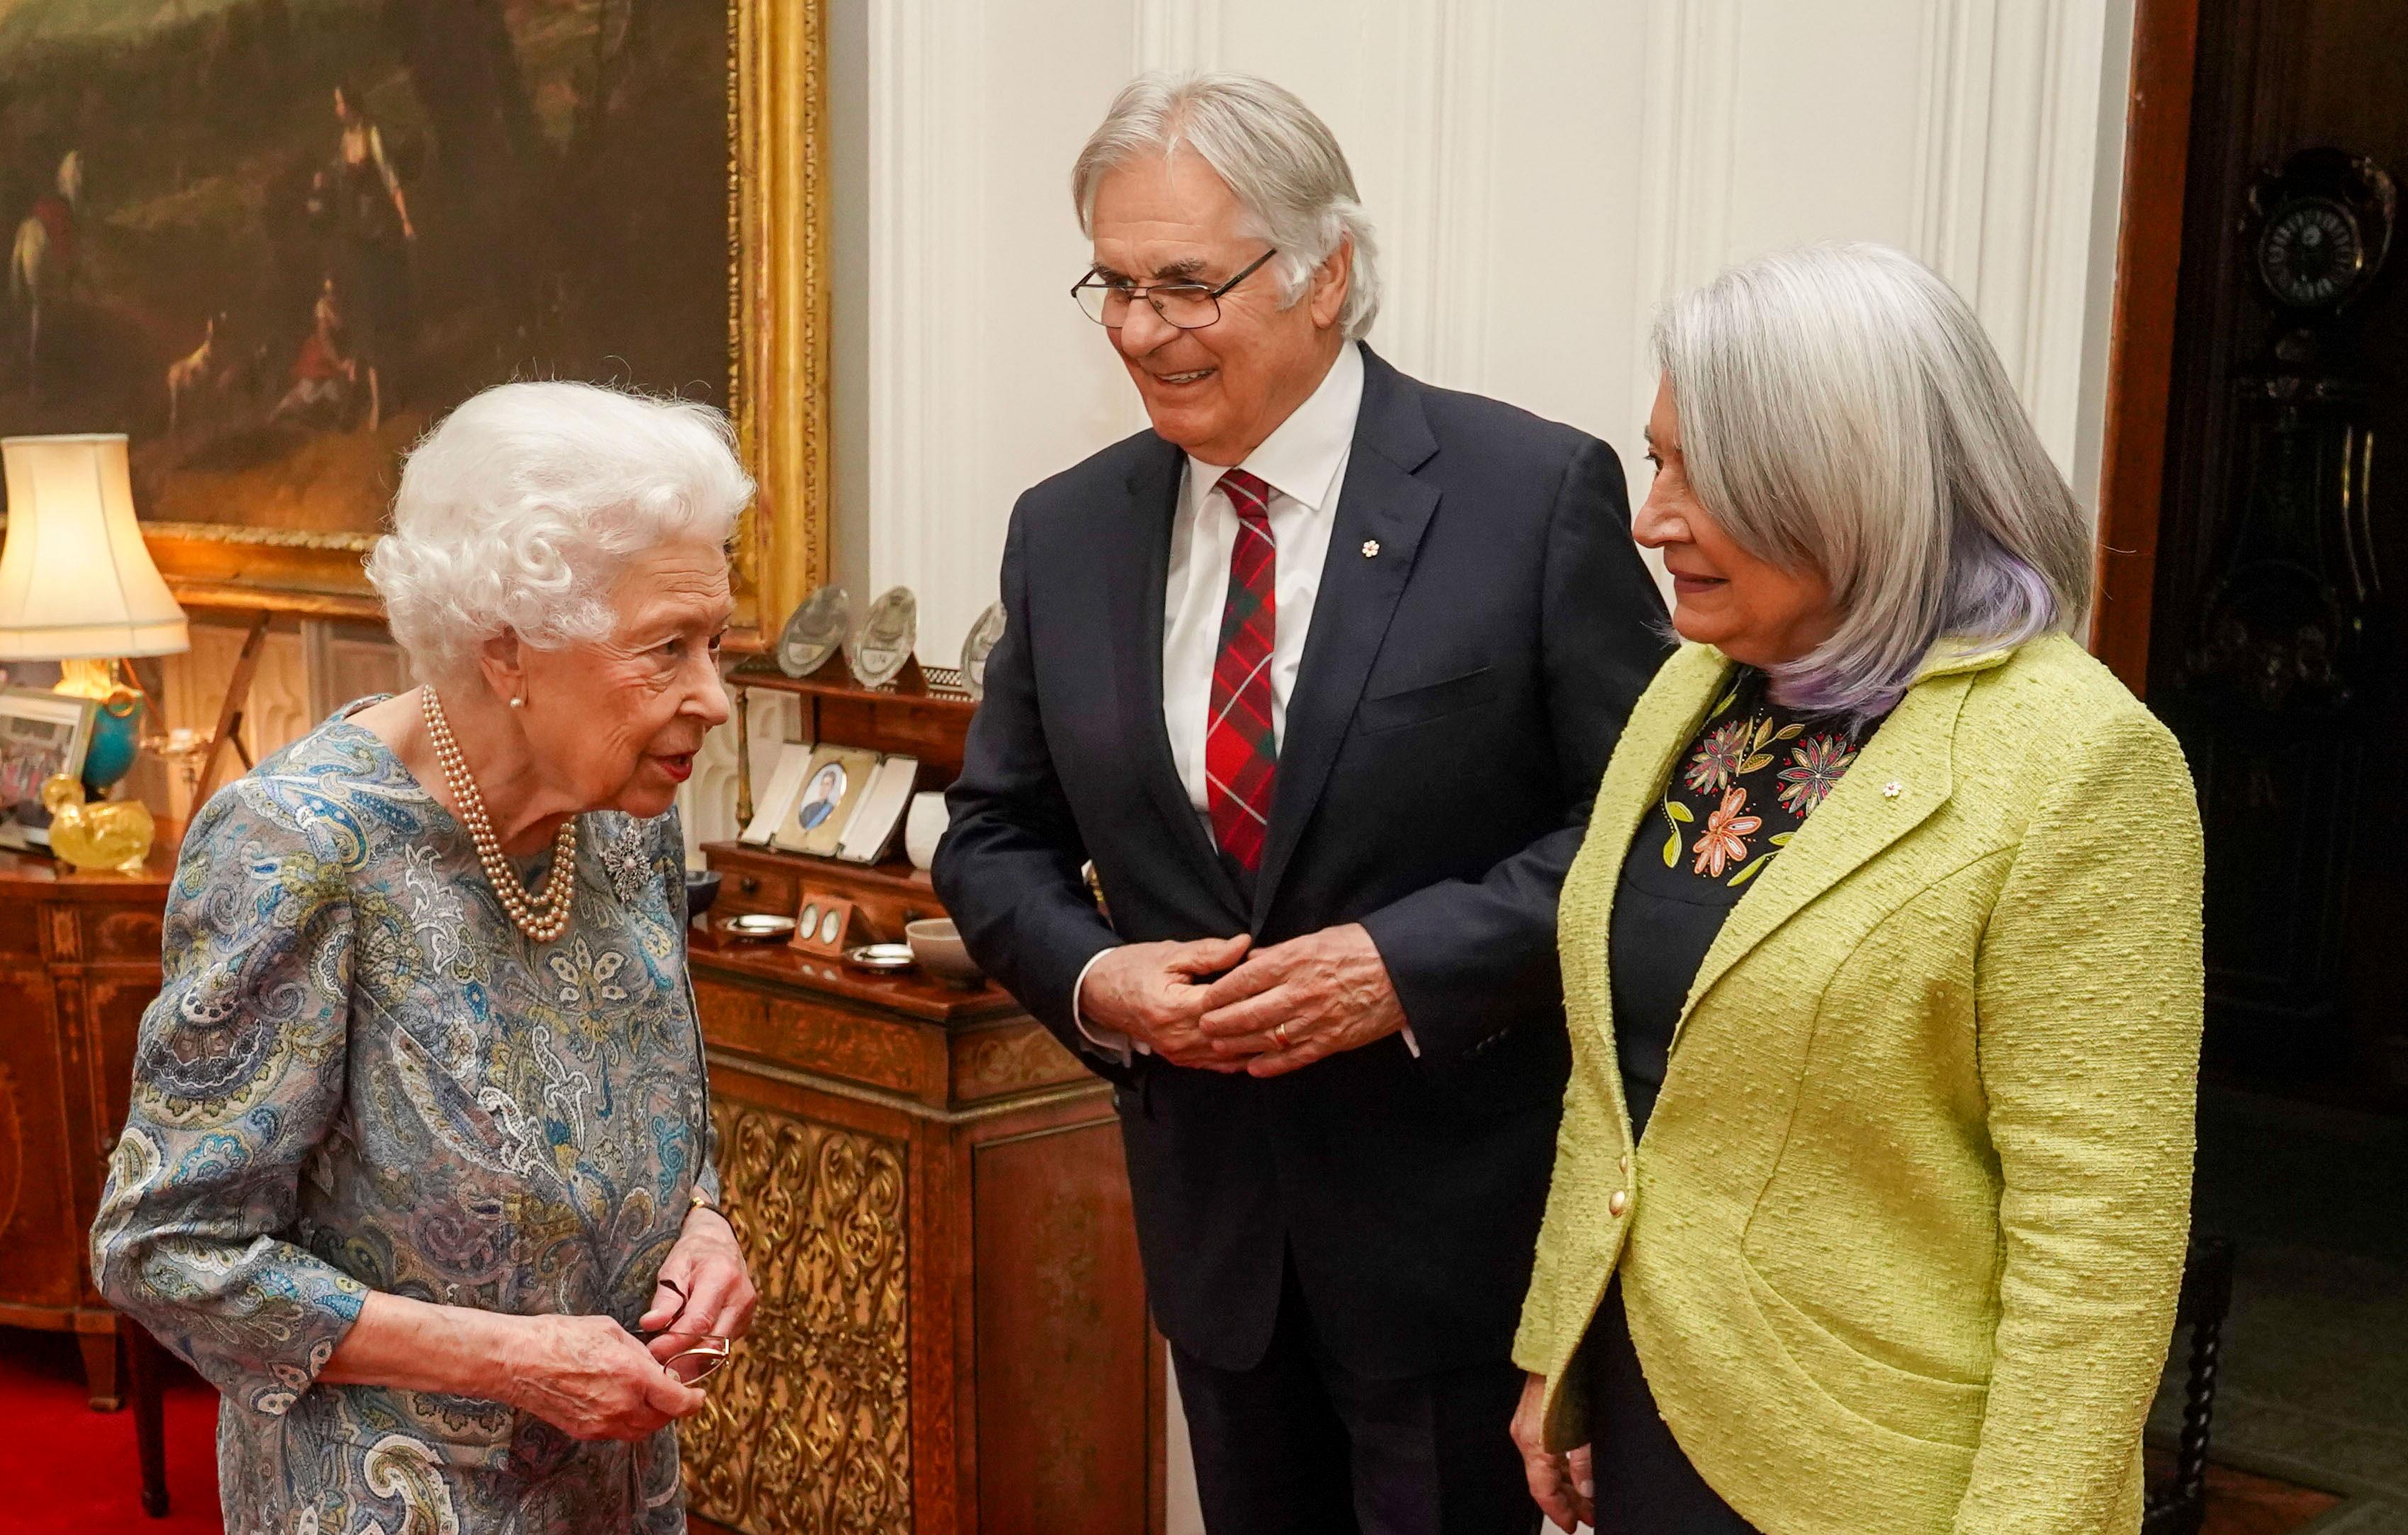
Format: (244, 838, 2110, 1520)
(1509, 243, 2202, 1534)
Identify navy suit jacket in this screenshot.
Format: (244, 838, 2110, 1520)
(934, 347, 1669, 1376)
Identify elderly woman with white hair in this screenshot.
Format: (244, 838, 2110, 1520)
(1507, 244, 2203, 1534)
(91, 381, 758, 1533)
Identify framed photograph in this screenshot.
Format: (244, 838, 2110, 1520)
(0, 687, 97, 811)
(787, 891, 859, 957)
(0, 0, 829, 636)
(771, 744, 878, 859)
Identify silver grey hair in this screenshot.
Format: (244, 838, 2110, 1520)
(1654, 242, 2093, 719)
(1073, 71, 1382, 339)
(366, 381, 754, 685)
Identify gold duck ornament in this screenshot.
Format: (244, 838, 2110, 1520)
(39, 775, 155, 875)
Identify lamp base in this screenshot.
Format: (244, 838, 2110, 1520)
(38, 774, 155, 876)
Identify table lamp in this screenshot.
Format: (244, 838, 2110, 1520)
(0, 433, 190, 871)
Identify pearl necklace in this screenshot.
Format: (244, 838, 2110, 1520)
(420, 687, 578, 944)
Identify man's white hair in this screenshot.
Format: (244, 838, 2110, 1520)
(1655, 242, 2094, 720)
(1072, 71, 1381, 339)
(366, 381, 754, 685)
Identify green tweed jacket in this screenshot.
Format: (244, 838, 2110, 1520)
(1513, 633, 2204, 1535)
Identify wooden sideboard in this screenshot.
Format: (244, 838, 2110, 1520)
(0, 843, 173, 1410)
(684, 839, 1163, 1535)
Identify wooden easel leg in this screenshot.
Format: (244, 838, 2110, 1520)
(192, 612, 272, 809)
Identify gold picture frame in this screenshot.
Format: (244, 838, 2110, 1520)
(114, 0, 831, 639)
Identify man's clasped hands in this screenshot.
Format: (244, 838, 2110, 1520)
(1077, 923, 1409, 1077)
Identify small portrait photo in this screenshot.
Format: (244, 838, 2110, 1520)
(773, 745, 880, 858)
(796, 763, 847, 831)
(0, 690, 97, 809)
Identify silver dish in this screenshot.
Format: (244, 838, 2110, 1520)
(718, 913, 797, 941)
(958, 600, 1007, 702)
(775, 585, 851, 679)
(846, 587, 918, 690)
(844, 942, 916, 972)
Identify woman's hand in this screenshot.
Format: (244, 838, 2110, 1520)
(637, 1203, 758, 1363)
(1511, 1371, 1594, 1532)
(505, 1313, 708, 1441)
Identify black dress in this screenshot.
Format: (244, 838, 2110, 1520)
(1584, 665, 1887, 1534)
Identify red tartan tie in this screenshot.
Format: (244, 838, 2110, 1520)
(1206, 468, 1279, 872)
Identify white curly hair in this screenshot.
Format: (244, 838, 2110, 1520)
(365, 381, 754, 685)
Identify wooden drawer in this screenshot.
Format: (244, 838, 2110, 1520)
(694, 975, 948, 1105)
(717, 860, 800, 921)
(951, 1020, 1086, 1103)
(705, 843, 946, 943)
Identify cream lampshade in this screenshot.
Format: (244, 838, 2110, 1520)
(0, 434, 189, 660)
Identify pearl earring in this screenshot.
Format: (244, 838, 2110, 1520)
(510, 695, 525, 709)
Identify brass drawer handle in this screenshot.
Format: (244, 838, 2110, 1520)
(738, 876, 761, 896)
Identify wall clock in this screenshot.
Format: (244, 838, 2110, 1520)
(2243, 147, 2395, 316)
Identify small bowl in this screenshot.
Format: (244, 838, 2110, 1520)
(685, 869, 724, 923)
(905, 918, 984, 989)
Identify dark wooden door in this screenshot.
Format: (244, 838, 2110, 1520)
(2152, 0, 2408, 1100)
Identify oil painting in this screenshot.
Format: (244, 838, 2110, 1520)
(0, 0, 736, 543)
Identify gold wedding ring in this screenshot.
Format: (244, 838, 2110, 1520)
(1272, 1023, 1292, 1050)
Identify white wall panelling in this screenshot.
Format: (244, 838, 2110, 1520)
(1134, 0, 1219, 74)
(1910, 0, 2133, 493)
(856, 1, 2136, 653)
(303, 620, 415, 724)
(1627, 0, 1744, 520)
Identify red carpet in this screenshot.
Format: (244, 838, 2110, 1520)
(0, 1328, 222, 1533)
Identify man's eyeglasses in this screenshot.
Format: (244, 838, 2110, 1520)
(1072, 248, 1278, 330)
(632, 1277, 733, 1385)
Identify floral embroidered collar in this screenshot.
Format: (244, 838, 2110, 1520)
(1654, 667, 1886, 890)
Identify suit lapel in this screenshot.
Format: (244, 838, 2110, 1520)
(1668, 664, 1979, 1047)
(1250, 352, 1441, 925)
(1109, 437, 1248, 918)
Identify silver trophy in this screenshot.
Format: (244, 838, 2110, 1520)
(775, 585, 851, 679)
(848, 587, 919, 690)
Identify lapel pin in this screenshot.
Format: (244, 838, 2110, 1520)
(1361, 539, 1380, 558)
(1881, 780, 1903, 799)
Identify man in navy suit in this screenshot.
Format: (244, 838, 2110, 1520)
(934, 72, 1667, 1535)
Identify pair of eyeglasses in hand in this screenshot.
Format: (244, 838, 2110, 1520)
(629, 1276, 734, 1385)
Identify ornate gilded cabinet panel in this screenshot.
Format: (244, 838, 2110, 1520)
(682, 1100, 913, 1534)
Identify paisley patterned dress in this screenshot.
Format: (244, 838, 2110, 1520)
(91, 700, 719, 1534)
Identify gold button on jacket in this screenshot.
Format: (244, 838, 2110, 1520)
(1513, 634, 2203, 1535)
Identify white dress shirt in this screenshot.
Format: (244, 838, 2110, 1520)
(1073, 342, 1414, 1059)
